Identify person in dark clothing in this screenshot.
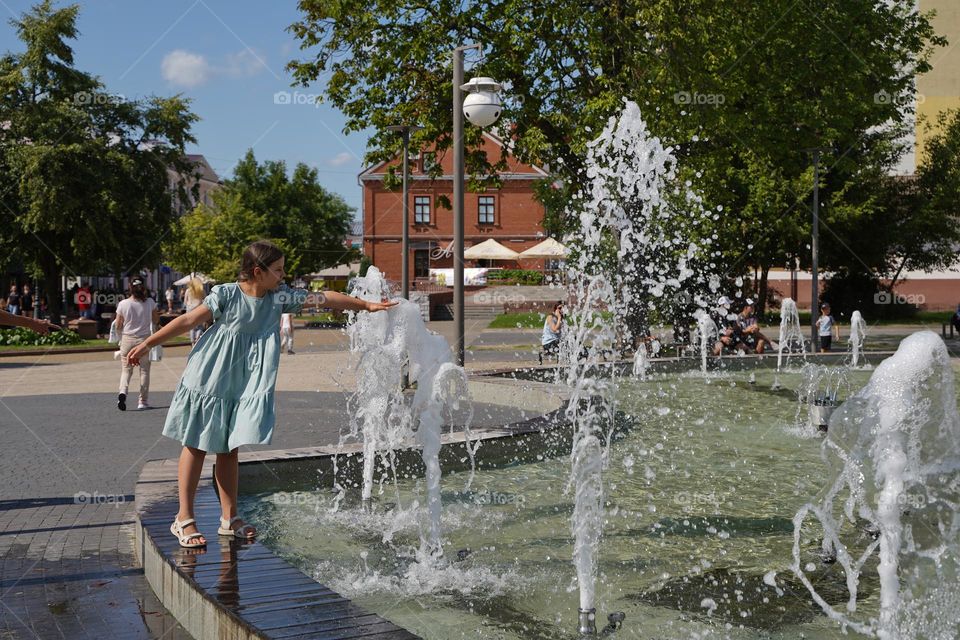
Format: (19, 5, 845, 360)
(6, 285, 20, 315)
(20, 284, 33, 317)
(952, 303, 960, 336)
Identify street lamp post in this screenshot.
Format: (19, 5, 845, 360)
(803, 147, 829, 351)
(452, 44, 502, 366)
(385, 124, 423, 300)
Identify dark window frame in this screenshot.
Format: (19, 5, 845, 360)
(478, 195, 495, 225)
(414, 195, 431, 224)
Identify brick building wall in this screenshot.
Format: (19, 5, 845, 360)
(360, 132, 551, 287)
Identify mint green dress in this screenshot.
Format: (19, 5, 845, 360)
(161, 283, 307, 453)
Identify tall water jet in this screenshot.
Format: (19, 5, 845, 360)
(792, 331, 960, 638)
(849, 310, 867, 368)
(561, 99, 717, 633)
(776, 298, 806, 372)
(346, 267, 473, 557)
(695, 312, 717, 375)
(632, 345, 649, 380)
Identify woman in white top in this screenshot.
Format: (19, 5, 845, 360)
(116, 277, 160, 410)
(182, 278, 206, 345)
(280, 312, 295, 354)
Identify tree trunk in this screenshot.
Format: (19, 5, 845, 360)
(41, 260, 63, 326)
(757, 264, 771, 318)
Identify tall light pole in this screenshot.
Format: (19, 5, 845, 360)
(385, 124, 422, 300)
(453, 44, 502, 366)
(803, 147, 829, 351)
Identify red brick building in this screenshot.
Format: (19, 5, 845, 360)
(359, 132, 551, 288)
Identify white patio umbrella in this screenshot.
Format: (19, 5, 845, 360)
(518, 237, 569, 259)
(463, 238, 520, 261)
(173, 272, 216, 286)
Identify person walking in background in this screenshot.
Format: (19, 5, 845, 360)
(125, 239, 395, 548)
(280, 312, 295, 354)
(165, 286, 176, 312)
(182, 277, 206, 346)
(76, 283, 92, 319)
(6, 284, 20, 315)
(20, 284, 33, 318)
(115, 277, 160, 411)
(816, 302, 840, 352)
(952, 303, 960, 337)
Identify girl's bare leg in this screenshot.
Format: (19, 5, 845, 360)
(176, 446, 207, 543)
(215, 448, 256, 534)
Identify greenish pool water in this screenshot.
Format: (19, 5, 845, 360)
(241, 363, 960, 639)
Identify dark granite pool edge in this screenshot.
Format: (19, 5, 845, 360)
(132, 374, 570, 639)
(133, 458, 421, 639)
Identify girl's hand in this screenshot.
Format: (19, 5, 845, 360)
(365, 300, 398, 313)
(126, 342, 150, 366)
(28, 319, 58, 335)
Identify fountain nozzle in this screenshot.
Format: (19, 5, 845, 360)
(578, 608, 597, 635)
(601, 612, 625, 635)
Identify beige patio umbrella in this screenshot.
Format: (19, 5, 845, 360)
(518, 237, 569, 259)
(463, 238, 520, 260)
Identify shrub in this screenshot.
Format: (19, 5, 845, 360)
(0, 327, 85, 347)
(486, 269, 544, 285)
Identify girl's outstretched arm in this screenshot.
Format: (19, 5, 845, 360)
(126, 304, 212, 366)
(0, 309, 58, 334)
(321, 291, 397, 313)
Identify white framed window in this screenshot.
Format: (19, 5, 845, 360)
(478, 195, 495, 224)
(414, 196, 431, 224)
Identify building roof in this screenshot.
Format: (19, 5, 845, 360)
(358, 131, 549, 180)
(185, 154, 221, 183)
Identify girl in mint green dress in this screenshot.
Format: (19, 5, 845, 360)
(126, 240, 395, 548)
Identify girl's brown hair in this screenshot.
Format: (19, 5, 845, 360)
(238, 240, 284, 282)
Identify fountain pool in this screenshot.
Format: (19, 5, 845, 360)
(237, 359, 958, 639)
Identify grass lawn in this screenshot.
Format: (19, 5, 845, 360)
(488, 312, 547, 329)
(0, 336, 192, 353)
(296, 312, 345, 324)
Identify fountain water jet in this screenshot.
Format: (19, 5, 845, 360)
(792, 331, 960, 638)
(345, 267, 474, 557)
(849, 310, 867, 368)
(561, 99, 717, 633)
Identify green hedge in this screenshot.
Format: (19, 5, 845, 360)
(0, 327, 84, 347)
(486, 269, 544, 285)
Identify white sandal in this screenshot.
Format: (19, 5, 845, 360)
(218, 516, 256, 539)
(170, 517, 206, 548)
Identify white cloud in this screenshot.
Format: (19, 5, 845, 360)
(328, 152, 354, 167)
(161, 48, 267, 88)
(161, 50, 211, 88)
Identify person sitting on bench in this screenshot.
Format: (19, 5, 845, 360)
(540, 302, 564, 364)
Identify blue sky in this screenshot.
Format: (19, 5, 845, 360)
(0, 0, 370, 214)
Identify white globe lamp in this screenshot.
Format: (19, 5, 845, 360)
(460, 77, 503, 127)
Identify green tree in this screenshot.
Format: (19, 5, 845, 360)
(0, 0, 198, 323)
(227, 150, 357, 275)
(163, 189, 267, 284)
(287, 0, 944, 316)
